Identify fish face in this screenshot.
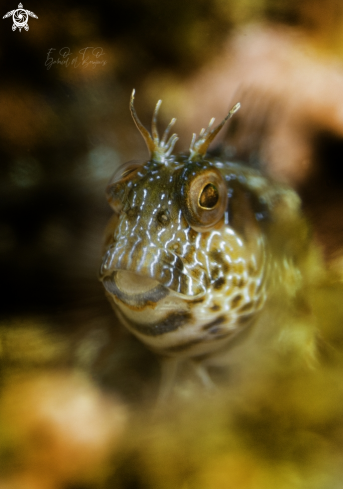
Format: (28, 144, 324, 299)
(99, 91, 305, 359)
(100, 156, 269, 356)
(101, 157, 208, 300)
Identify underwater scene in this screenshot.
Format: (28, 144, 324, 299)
(1, 1, 343, 488)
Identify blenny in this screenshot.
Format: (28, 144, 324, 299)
(100, 90, 314, 395)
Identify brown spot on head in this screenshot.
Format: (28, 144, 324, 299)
(184, 250, 196, 264)
(162, 253, 184, 270)
(238, 313, 256, 326)
(232, 276, 247, 288)
(211, 266, 220, 280)
(209, 250, 223, 263)
(232, 262, 245, 274)
(202, 315, 226, 331)
(210, 303, 221, 312)
(213, 277, 225, 290)
(209, 250, 230, 274)
(239, 302, 253, 313)
(231, 294, 243, 308)
(190, 268, 202, 280)
(200, 231, 211, 242)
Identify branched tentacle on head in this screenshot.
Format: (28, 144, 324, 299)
(189, 103, 240, 160)
(130, 89, 240, 163)
(130, 89, 178, 163)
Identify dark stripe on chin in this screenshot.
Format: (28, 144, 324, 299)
(125, 311, 192, 337)
(102, 272, 169, 306)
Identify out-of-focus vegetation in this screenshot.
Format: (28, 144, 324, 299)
(1, 0, 343, 488)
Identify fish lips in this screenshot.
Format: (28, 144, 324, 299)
(102, 271, 169, 308)
(100, 243, 207, 303)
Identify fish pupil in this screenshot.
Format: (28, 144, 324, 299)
(199, 183, 219, 209)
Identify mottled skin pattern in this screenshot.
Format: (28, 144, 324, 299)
(100, 94, 312, 392)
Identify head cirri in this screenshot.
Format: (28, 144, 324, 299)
(99, 89, 306, 366)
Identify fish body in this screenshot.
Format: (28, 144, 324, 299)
(100, 91, 313, 385)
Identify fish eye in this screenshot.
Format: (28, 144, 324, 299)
(180, 165, 227, 232)
(199, 183, 219, 209)
(106, 159, 144, 213)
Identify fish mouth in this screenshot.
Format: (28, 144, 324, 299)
(100, 243, 207, 303)
(103, 271, 169, 307)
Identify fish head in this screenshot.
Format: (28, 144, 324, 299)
(99, 92, 305, 357)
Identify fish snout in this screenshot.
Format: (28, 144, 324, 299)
(100, 242, 206, 300)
